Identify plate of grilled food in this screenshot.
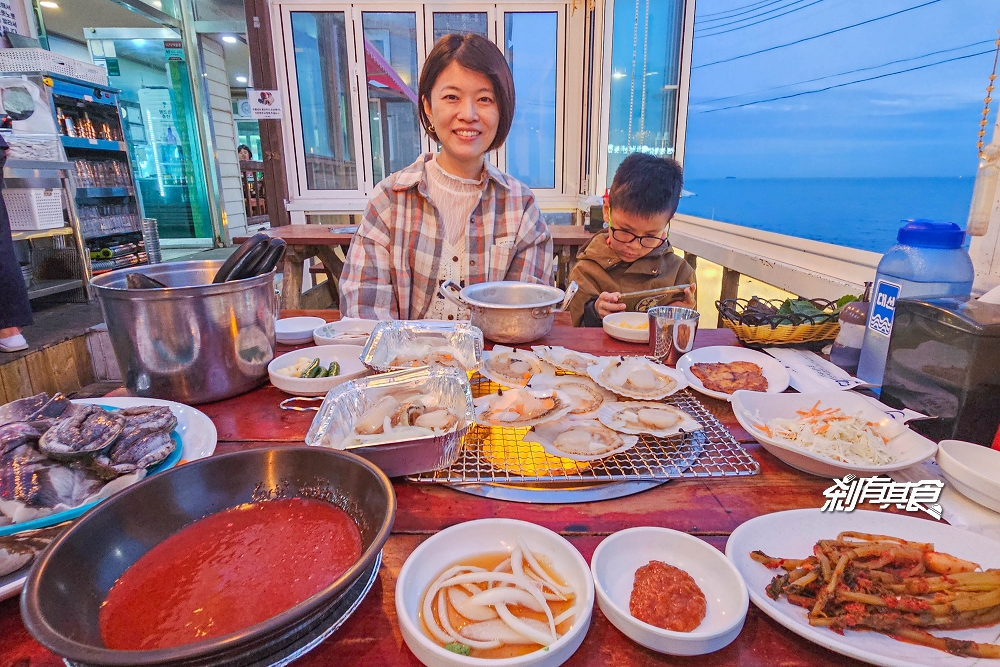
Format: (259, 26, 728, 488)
(676, 346, 789, 401)
(728, 508, 1000, 667)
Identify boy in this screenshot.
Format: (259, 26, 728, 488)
(568, 153, 697, 327)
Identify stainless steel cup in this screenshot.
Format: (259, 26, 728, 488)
(91, 260, 277, 404)
(648, 306, 700, 365)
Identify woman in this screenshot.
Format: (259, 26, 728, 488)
(0, 132, 31, 352)
(339, 34, 553, 320)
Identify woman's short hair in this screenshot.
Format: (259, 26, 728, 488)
(418, 33, 516, 151)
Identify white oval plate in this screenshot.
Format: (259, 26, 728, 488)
(730, 390, 937, 477)
(602, 312, 650, 344)
(937, 440, 1000, 513)
(727, 509, 1000, 667)
(0, 396, 217, 601)
(268, 345, 368, 396)
(313, 319, 376, 346)
(676, 346, 790, 401)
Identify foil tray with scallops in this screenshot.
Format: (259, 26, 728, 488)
(305, 367, 476, 477)
(360, 320, 484, 374)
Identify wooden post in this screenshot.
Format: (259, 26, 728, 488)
(718, 267, 740, 328)
(245, 0, 291, 227)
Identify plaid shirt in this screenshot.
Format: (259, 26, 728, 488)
(340, 154, 553, 320)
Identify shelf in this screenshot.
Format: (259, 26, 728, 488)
(76, 186, 134, 199)
(83, 229, 142, 241)
(60, 136, 126, 152)
(27, 279, 84, 300)
(11, 226, 73, 242)
(4, 159, 75, 172)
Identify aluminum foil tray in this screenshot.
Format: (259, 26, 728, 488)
(360, 321, 483, 374)
(306, 367, 475, 477)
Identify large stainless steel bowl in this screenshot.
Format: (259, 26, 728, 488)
(91, 260, 276, 404)
(21, 447, 395, 667)
(439, 280, 577, 344)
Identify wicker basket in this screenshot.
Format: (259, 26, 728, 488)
(3, 187, 65, 231)
(717, 297, 841, 347)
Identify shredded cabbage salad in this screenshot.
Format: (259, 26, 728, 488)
(758, 401, 897, 465)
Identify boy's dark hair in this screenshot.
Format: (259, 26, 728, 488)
(418, 34, 516, 151)
(609, 153, 684, 217)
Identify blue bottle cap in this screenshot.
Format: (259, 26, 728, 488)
(897, 219, 966, 249)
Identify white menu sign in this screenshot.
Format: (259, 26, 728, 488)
(0, 0, 29, 37)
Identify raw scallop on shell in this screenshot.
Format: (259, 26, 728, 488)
(474, 387, 573, 427)
(530, 346, 599, 374)
(588, 356, 685, 400)
(528, 374, 614, 417)
(480, 346, 548, 387)
(597, 401, 701, 437)
(525, 419, 639, 462)
(37, 405, 125, 461)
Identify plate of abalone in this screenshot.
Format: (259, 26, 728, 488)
(0, 397, 216, 600)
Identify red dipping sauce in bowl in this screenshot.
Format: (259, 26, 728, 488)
(99, 497, 362, 651)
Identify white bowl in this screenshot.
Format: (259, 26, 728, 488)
(275, 316, 327, 344)
(676, 346, 790, 401)
(267, 345, 367, 396)
(937, 440, 1000, 513)
(591, 527, 748, 656)
(395, 518, 594, 667)
(731, 390, 937, 477)
(313, 319, 377, 346)
(602, 312, 650, 343)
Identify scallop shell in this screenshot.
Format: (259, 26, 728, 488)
(479, 346, 551, 387)
(528, 374, 615, 418)
(530, 346, 600, 374)
(473, 386, 573, 428)
(596, 401, 702, 437)
(587, 356, 687, 400)
(524, 419, 639, 462)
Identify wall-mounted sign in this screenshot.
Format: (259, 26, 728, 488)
(164, 41, 184, 62)
(247, 89, 282, 120)
(237, 99, 252, 118)
(0, 0, 30, 38)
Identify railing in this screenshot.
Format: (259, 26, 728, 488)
(240, 159, 268, 225)
(669, 213, 880, 303)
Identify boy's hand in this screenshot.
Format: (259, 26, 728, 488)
(595, 292, 627, 318)
(678, 284, 697, 310)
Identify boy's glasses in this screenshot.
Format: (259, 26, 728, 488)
(608, 225, 668, 249)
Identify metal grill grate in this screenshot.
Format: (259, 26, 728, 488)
(409, 375, 760, 484)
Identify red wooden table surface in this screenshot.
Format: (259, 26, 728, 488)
(0, 314, 870, 667)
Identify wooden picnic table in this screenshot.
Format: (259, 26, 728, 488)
(234, 225, 596, 310)
(0, 312, 869, 667)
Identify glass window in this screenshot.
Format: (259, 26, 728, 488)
(607, 0, 684, 185)
(432, 12, 488, 44)
(504, 12, 557, 189)
(362, 12, 422, 182)
(290, 12, 358, 190)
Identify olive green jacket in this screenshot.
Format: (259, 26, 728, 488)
(567, 232, 696, 327)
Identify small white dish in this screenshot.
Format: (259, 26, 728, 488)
(313, 319, 377, 346)
(591, 527, 748, 656)
(602, 312, 650, 344)
(395, 518, 594, 667)
(267, 345, 367, 396)
(676, 346, 790, 401)
(731, 390, 937, 477)
(275, 316, 326, 344)
(937, 440, 1000, 513)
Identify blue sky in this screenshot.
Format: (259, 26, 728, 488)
(684, 0, 1000, 178)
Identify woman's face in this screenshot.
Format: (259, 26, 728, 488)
(239, 148, 250, 160)
(422, 61, 499, 166)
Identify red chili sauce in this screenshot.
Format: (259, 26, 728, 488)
(629, 560, 707, 632)
(99, 498, 362, 651)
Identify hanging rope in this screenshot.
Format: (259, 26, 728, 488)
(639, 0, 651, 140)
(627, 0, 640, 147)
(977, 25, 1000, 157)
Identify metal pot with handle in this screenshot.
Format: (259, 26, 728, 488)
(439, 280, 578, 344)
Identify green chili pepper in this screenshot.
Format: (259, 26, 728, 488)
(303, 358, 322, 378)
(328, 361, 340, 377)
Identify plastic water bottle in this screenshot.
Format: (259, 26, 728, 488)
(856, 220, 974, 388)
